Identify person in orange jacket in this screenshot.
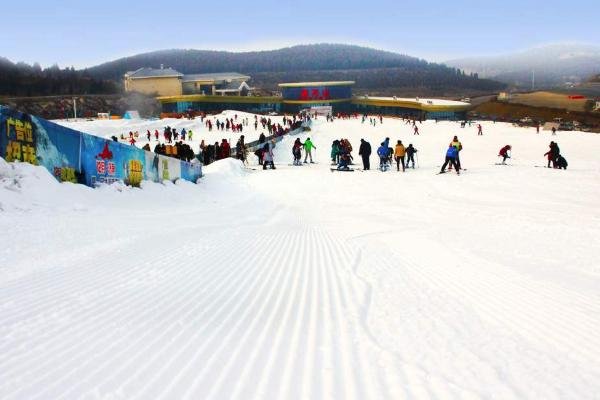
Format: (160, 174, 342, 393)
(394, 140, 406, 172)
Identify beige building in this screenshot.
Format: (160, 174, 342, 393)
(124, 68, 252, 97)
(124, 67, 183, 96)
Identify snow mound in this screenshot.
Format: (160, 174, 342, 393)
(202, 158, 246, 179)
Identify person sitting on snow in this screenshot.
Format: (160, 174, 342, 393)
(556, 155, 568, 170)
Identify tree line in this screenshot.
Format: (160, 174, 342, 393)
(0, 57, 119, 97)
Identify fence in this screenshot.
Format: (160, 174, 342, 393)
(0, 106, 202, 187)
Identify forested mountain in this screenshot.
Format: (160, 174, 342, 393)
(86, 44, 504, 94)
(0, 57, 118, 97)
(1, 44, 504, 97)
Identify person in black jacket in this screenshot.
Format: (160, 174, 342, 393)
(406, 144, 417, 168)
(358, 139, 372, 170)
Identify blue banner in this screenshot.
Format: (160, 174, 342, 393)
(0, 106, 202, 187)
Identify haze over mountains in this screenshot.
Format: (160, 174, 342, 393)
(445, 43, 600, 88)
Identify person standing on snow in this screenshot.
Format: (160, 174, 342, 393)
(440, 144, 460, 174)
(292, 138, 303, 166)
(499, 145, 511, 164)
(303, 137, 316, 163)
(406, 144, 417, 168)
(394, 140, 406, 172)
(262, 140, 276, 170)
(477, 124, 483, 135)
(358, 139, 372, 170)
(377, 142, 388, 170)
(449, 135, 463, 170)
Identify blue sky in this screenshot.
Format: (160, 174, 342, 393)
(3, 0, 599, 68)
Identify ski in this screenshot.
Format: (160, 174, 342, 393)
(330, 168, 355, 172)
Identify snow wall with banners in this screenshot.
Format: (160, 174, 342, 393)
(0, 106, 202, 187)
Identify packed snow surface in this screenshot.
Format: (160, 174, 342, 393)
(1, 116, 600, 399)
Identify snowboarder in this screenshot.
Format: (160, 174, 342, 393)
(499, 145, 511, 164)
(394, 140, 406, 172)
(358, 139, 371, 170)
(303, 137, 316, 163)
(440, 144, 460, 174)
(406, 144, 417, 168)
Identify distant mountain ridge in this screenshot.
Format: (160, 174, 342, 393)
(85, 44, 504, 95)
(445, 43, 600, 88)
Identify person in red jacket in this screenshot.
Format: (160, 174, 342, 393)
(220, 139, 231, 159)
(498, 145, 511, 164)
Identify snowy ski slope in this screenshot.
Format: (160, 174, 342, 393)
(1, 116, 600, 399)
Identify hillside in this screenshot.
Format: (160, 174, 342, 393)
(86, 44, 505, 95)
(0, 57, 118, 97)
(446, 43, 600, 88)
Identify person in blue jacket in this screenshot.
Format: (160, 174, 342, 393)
(440, 144, 460, 174)
(377, 142, 388, 170)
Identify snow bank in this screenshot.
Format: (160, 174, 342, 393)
(202, 157, 247, 179)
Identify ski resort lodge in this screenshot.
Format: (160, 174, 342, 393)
(124, 68, 470, 120)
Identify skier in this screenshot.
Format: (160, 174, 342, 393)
(262, 140, 276, 170)
(413, 126, 419, 135)
(181, 128, 187, 141)
(358, 138, 371, 170)
(406, 144, 417, 168)
(146, 130, 151, 141)
(477, 124, 483, 136)
(337, 144, 352, 170)
(331, 140, 341, 164)
(154, 129, 159, 141)
(544, 141, 560, 168)
(440, 144, 460, 174)
(394, 140, 406, 172)
(292, 138, 303, 166)
(303, 137, 316, 163)
(377, 142, 388, 171)
(188, 129, 193, 141)
(449, 136, 463, 170)
(498, 145, 511, 164)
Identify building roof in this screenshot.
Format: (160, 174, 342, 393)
(278, 81, 355, 88)
(182, 72, 250, 83)
(215, 81, 250, 91)
(125, 67, 183, 79)
(364, 96, 470, 107)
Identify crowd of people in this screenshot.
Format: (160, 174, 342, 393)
(110, 113, 570, 174)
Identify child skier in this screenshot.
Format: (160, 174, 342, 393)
(406, 144, 417, 168)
